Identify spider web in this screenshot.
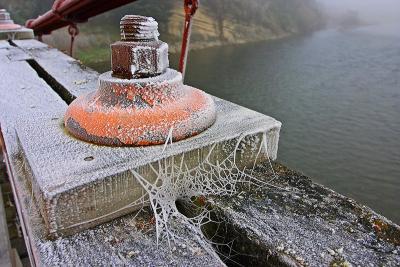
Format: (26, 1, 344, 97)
(129, 131, 281, 255)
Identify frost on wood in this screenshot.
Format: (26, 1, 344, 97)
(130, 131, 280, 250)
(14, 97, 281, 237)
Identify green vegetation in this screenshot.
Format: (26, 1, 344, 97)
(76, 47, 110, 65)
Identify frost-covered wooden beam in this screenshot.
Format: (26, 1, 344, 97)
(0, 39, 66, 266)
(209, 163, 400, 266)
(6, 145, 224, 266)
(1, 39, 282, 265)
(0, 181, 12, 267)
(0, 39, 227, 266)
(8, 39, 281, 238)
(12, 39, 99, 103)
(1, 38, 399, 267)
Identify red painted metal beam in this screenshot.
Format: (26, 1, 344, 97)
(26, 0, 137, 35)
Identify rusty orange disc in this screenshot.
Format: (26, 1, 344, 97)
(64, 69, 216, 146)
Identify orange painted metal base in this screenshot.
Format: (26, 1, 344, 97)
(64, 69, 216, 146)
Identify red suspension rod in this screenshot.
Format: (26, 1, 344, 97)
(178, 0, 199, 79)
(26, 0, 137, 36)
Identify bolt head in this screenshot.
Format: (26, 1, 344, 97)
(111, 40, 169, 79)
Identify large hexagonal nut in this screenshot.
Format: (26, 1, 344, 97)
(111, 40, 169, 79)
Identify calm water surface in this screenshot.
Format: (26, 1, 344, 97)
(92, 24, 400, 223)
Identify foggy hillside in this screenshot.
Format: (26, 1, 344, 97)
(317, 0, 400, 26)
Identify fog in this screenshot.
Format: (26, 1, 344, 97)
(317, 0, 400, 24)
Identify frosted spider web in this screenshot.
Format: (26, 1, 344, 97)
(11, 124, 282, 264)
(129, 131, 283, 258)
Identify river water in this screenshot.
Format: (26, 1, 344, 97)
(90, 24, 400, 223)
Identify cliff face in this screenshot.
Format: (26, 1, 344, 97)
(165, 1, 292, 52)
(160, 0, 325, 52)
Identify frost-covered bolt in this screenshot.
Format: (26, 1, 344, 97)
(111, 15, 169, 79)
(0, 9, 11, 21)
(0, 9, 15, 24)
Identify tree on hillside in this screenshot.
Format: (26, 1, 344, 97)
(202, 0, 227, 40)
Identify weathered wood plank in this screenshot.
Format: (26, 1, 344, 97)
(0, 47, 31, 62)
(8, 141, 224, 266)
(0, 47, 68, 267)
(209, 163, 400, 266)
(2, 39, 280, 266)
(10, 39, 281, 238)
(0, 184, 12, 267)
(0, 50, 224, 265)
(11, 249, 23, 267)
(13, 39, 98, 102)
(0, 41, 31, 62)
(3, 36, 399, 267)
(0, 51, 64, 161)
(11, 40, 47, 50)
(16, 100, 279, 237)
(0, 40, 11, 49)
(0, 58, 66, 123)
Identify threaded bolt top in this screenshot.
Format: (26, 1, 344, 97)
(120, 15, 159, 42)
(0, 9, 12, 22)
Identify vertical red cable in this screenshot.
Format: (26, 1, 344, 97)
(178, 0, 199, 80)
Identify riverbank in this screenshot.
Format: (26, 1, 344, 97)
(74, 33, 292, 71)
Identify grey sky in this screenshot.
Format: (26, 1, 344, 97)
(317, 0, 400, 23)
